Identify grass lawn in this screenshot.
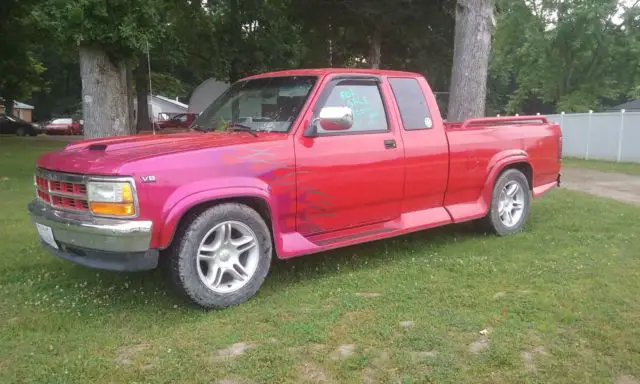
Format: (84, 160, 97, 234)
(563, 157, 640, 176)
(1, 136, 640, 383)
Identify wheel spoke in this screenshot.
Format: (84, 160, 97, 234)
(199, 244, 218, 252)
(198, 251, 216, 261)
(512, 200, 523, 211)
(232, 235, 256, 253)
(228, 263, 248, 282)
(206, 264, 224, 288)
(222, 223, 232, 244)
(506, 210, 514, 225)
(506, 183, 519, 197)
(210, 222, 232, 250)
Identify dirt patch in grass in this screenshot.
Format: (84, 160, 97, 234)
(521, 346, 549, 373)
(297, 362, 332, 383)
(212, 342, 257, 361)
(469, 335, 489, 354)
(329, 344, 356, 360)
(114, 343, 150, 366)
(615, 375, 639, 384)
(355, 292, 382, 298)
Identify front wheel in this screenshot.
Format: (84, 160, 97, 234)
(164, 203, 273, 308)
(475, 169, 531, 236)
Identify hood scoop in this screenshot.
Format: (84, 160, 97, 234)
(88, 144, 107, 151)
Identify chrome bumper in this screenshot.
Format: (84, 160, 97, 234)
(28, 199, 153, 253)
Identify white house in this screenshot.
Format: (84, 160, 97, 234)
(134, 95, 189, 122)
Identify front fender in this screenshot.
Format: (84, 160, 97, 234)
(157, 182, 276, 250)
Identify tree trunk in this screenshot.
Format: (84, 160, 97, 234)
(135, 56, 151, 132)
(369, 29, 381, 69)
(79, 45, 131, 138)
(447, 0, 494, 121)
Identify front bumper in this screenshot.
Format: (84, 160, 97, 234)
(27, 199, 158, 271)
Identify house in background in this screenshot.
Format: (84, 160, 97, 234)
(0, 101, 35, 122)
(607, 100, 640, 112)
(134, 95, 189, 123)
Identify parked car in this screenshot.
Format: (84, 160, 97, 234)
(27, 68, 562, 309)
(154, 112, 198, 130)
(0, 114, 39, 136)
(43, 117, 83, 135)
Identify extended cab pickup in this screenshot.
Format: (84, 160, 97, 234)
(28, 69, 562, 308)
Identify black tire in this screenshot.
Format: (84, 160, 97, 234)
(164, 203, 273, 309)
(474, 169, 531, 236)
(16, 127, 26, 136)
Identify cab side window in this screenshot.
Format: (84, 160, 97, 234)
(388, 77, 432, 130)
(318, 82, 388, 134)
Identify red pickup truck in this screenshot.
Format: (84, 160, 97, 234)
(28, 69, 562, 308)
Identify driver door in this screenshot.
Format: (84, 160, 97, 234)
(294, 76, 405, 236)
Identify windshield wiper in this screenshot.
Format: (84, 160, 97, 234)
(228, 123, 258, 137)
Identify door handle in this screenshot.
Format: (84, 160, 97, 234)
(384, 139, 397, 149)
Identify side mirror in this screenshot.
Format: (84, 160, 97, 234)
(304, 106, 354, 137)
(318, 106, 353, 131)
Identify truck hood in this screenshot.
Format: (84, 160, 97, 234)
(37, 131, 287, 175)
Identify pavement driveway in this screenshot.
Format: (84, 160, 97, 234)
(560, 168, 640, 206)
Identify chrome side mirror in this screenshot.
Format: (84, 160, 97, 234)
(318, 106, 353, 131)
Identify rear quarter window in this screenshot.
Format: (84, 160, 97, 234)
(388, 77, 431, 130)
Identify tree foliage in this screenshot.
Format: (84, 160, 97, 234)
(489, 0, 640, 114)
(0, 0, 45, 113)
(36, 0, 167, 61)
(5, 0, 638, 131)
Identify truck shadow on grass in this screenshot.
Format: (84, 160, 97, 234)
(50, 221, 486, 309)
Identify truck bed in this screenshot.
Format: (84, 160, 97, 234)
(443, 115, 562, 222)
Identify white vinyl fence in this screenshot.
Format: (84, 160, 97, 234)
(544, 110, 640, 163)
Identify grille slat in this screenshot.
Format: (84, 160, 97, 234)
(35, 171, 89, 213)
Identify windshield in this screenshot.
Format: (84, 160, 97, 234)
(192, 76, 317, 133)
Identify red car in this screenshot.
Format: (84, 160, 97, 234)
(43, 118, 83, 135)
(28, 68, 562, 309)
(154, 113, 198, 131)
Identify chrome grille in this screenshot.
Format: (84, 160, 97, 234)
(35, 169, 89, 212)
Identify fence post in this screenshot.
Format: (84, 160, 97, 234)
(585, 110, 593, 160)
(617, 109, 626, 162)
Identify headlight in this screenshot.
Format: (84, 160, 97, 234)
(87, 181, 136, 217)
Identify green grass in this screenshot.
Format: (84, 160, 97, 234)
(2, 136, 640, 383)
(563, 157, 640, 176)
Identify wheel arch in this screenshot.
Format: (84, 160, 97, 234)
(481, 152, 533, 208)
(159, 190, 277, 253)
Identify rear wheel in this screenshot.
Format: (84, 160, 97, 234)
(475, 169, 531, 236)
(16, 127, 26, 136)
(164, 203, 272, 308)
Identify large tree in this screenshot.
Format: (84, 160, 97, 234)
(447, 0, 495, 121)
(37, 0, 166, 138)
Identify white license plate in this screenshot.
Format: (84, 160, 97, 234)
(35, 223, 58, 249)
